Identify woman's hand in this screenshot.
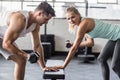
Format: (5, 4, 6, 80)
(53, 65, 64, 69)
(43, 66, 59, 72)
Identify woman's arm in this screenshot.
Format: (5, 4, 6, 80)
(79, 34, 94, 47)
(62, 19, 90, 68)
(66, 34, 94, 48)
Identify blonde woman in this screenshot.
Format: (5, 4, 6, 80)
(55, 6, 120, 80)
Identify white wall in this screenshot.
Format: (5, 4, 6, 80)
(16, 19, 120, 53)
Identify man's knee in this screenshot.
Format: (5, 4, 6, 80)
(9, 55, 27, 64)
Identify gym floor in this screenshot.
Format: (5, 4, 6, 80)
(0, 54, 119, 80)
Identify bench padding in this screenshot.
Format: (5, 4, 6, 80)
(43, 60, 65, 79)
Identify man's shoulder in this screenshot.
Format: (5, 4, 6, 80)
(16, 10, 29, 19)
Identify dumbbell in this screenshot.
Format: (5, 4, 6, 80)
(65, 40, 72, 48)
(28, 51, 40, 64)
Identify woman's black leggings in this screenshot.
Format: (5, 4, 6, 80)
(98, 39, 120, 80)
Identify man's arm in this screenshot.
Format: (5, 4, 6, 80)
(3, 12, 29, 59)
(31, 24, 46, 70)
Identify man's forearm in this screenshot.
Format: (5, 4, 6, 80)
(38, 56, 46, 69)
(35, 47, 46, 70)
(3, 43, 28, 58)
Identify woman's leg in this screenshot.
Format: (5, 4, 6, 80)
(9, 55, 27, 80)
(97, 40, 116, 80)
(111, 39, 120, 78)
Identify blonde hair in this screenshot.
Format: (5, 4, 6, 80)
(66, 6, 80, 34)
(68, 23, 76, 34)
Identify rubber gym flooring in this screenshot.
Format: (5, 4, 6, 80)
(0, 54, 119, 80)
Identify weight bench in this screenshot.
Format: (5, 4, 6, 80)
(77, 47, 95, 62)
(43, 60, 65, 80)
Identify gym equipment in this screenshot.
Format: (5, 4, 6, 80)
(65, 40, 72, 48)
(28, 51, 40, 64)
(42, 42, 52, 59)
(77, 47, 95, 62)
(41, 34, 55, 55)
(43, 60, 65, 80)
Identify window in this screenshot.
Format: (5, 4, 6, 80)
(97, 0, 118, 4)
(0, 1, 21, 26)
(1, 0, 120, 20)
(0, 1, 21, 11)
(56, 0, 85, 2)
(23, 2, 40, 11)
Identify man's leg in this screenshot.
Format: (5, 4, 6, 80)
(0, 38, 27, 80)
(97, 40, 115, 80)
(9, 54, 27, 80)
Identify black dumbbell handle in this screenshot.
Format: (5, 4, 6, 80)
(28, 51, 40, 64)
(65, 40, 72, 48)
(66, 42, 72, 48)
(34, 52, 40, 57)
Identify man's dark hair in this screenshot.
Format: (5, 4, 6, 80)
(35, 1, 55, 17)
